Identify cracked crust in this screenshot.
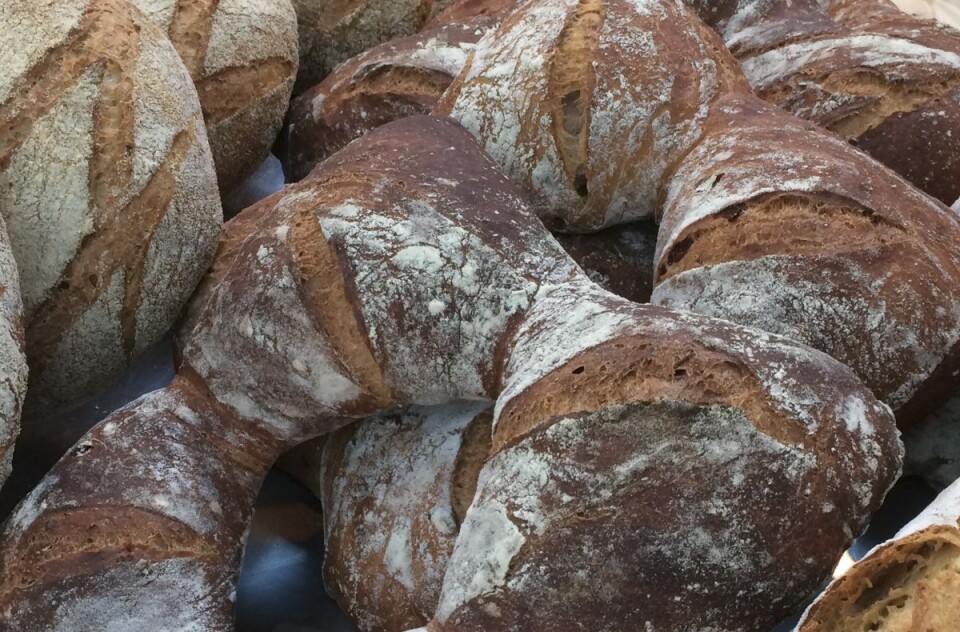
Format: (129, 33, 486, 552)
(798, 478, 960, 631)
(437, 0, 748, 231)
(686, 0, 960, 204)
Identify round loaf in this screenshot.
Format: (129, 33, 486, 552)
(132, 0, 299, 195)
(290, 0, 458, 93)
(435, 0, 749, 231)
(0, 0, 222, 413)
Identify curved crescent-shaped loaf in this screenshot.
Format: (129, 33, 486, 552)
(0, 221, 28, 488)
(290, 0, 459, 94)
(688, 0, 960, 204)
(0, 116, 902, 630)
(651, 94, 960, 425)
(0, 0, 222, 413)
(436, 0, 749, 232)
(321, 402, 492, 632)
(132, 0, 299, 195)
(797, 477, 960, 631)
(284, 19, 496, 182)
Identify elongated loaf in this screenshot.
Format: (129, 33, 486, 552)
(132, 0, 299, 195)
(0, 0, 222, 413)
(284, 19, 496, 181)
(439, 0, 960, 426)
(688, 0, 960, 204)
(0, 116, 901, 630)
(797, 476, 960, 631)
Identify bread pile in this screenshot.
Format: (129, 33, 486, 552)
(0, 0, 959, 630)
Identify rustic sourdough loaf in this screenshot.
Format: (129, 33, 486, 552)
(0, 222, 27, 490)
(0, 117, 901, 630)
(439, 0, 960, 426)
(131, 0, 299, 195)
(798, 476, 960, 631)
(0, 0, 222, 413)
(686, 0, 960, 204)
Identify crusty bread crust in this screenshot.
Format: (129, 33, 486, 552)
(653, 94, 960, 425)
(284, 19, 497, 182)
(798, 478, 960, 631)
(0, 116, 904, 631)
(0, 0, 221, 413)
(321, 403, 491, 632)
(688, 0, 960, 204)
(132, 0, 299, 194)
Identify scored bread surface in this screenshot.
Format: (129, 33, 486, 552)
(0, 0, 221, 412)
(132, 0, 299, 194)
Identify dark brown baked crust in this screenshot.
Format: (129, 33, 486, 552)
(283, 20, 497, 182)
(687, 0, 960, 204)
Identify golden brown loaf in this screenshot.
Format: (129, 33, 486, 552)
(0, 117, 902, 631)
(0, 0, 222, 414)
(797, 476, 960, 631)
(131, 0, 299, 195)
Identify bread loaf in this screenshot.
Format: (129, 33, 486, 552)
(688, 0, 960, 204)
(797, 476, 960, 631)
(438, 0, 960, 424)
(0, 222, 28, 489)
(284, 19, 496, 181)
(321, 402, 491, 632)
(651, 94, 960, 425)
(0, 0, 222, 413)
(290, 0, 459, 93)
(131, 0, 299, 195)
(0, 116, 901, 630)
(436, 0, 750, 231)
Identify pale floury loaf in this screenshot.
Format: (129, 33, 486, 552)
(132, 0, 299, 195)
(0, 219, 28, 490)
(0, 0, 222, 413)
